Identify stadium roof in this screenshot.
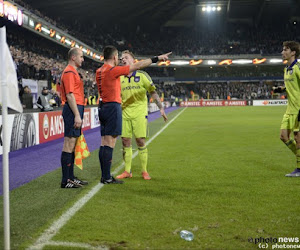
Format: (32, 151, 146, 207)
(22, 0, 300, 30)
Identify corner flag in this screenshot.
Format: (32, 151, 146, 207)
(0, 27, 23, 113)
(0, 26, 23, 250)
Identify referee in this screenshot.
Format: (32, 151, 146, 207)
(60, 48, 88, 188)
(96, 45, 171, 184)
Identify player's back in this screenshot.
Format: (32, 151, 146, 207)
(96, 64, 130, 104)
(96, 64, 121, 104)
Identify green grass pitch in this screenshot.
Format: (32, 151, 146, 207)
(1, 106, 299, 249)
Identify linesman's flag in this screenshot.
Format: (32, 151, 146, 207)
(74, 134, 90, 170)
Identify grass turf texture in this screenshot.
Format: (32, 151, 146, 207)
(1, 106, 300, 249)
(53, 106, 299, 249)
(0, 108, 181, 249)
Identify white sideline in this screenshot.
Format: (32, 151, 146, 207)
(28, 107, 187, 250)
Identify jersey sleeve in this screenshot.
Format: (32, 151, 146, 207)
(141, 71, 156, 93)
(62, 71, 76, 94)
(110, 65, 130, 78)
(296, 64, 300, 79)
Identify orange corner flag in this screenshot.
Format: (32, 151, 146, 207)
(74, 134, 90, 170)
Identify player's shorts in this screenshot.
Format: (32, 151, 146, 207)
(98, 102, 122, 136)
(122, 115, 148, 138)
(280, 113, 299, 132)
(62, 103, 84, 137)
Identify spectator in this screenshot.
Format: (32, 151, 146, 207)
(21, 86, 33, 109)
(51, 89, 61, 107)
(36, 87, 54, 111)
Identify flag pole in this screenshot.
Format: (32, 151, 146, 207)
(0, 26, 11, 250)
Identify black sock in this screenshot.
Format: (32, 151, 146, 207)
(99, 146, 104, 174)
(61, 152, 73, 183)
(69, 152, 75, 180)
(102, 146, 113, 180)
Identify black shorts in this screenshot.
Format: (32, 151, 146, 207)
(62, 103, 84, 137)
(98, 102, 122, 136)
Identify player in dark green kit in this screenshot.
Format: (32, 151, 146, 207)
(273, 41, 300, 177)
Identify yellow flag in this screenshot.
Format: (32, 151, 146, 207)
(74, 134, 90, 170)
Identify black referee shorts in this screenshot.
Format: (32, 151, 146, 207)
(62, 103, 84, 137)
(98, 102, 122, 136)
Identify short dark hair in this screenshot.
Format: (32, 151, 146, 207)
(68, 48, 80, 60)
(122, 50, 135, 59)
(103, 45, 118, 60)
(283, 41, 300, 58)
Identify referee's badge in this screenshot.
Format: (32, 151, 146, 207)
(134, 76, 140, 82)
(289, 69, 293, 75)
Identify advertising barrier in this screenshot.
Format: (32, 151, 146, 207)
(253, 100, 288, 106)
(180, 100, 248, 107)
(39, 108, 91, 144)
(4, 100, 284, 155)
(148, 101, 171, 113)
(0, 113, 39, 155)
(0, 108, 93, 155)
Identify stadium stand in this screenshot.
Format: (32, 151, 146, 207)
(1, 0, 297, 106)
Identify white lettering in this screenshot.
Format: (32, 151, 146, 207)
(50, 115, 64, 137)
(50, 116, 55, 136)
(278, 237, 299, 243)
(59, 116, 64, 134)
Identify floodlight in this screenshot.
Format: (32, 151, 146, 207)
(270, 59, 282, 63)
(171, 61, 190, 66)
(207, 60, 216, 65)
(232, 59, 252, 64)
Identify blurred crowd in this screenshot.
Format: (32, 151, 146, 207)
(155, 81, 275, 101)
(189, 82, 273, 100)
(3, 3, 292, 110)
(7, 26, 97, 84)
(11, 0, 300, 57)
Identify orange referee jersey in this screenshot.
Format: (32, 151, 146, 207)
(96, 64, 130, 104)
(61, 65, 85, 105)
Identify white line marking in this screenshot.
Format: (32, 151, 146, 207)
(28, 107, 186, 250)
